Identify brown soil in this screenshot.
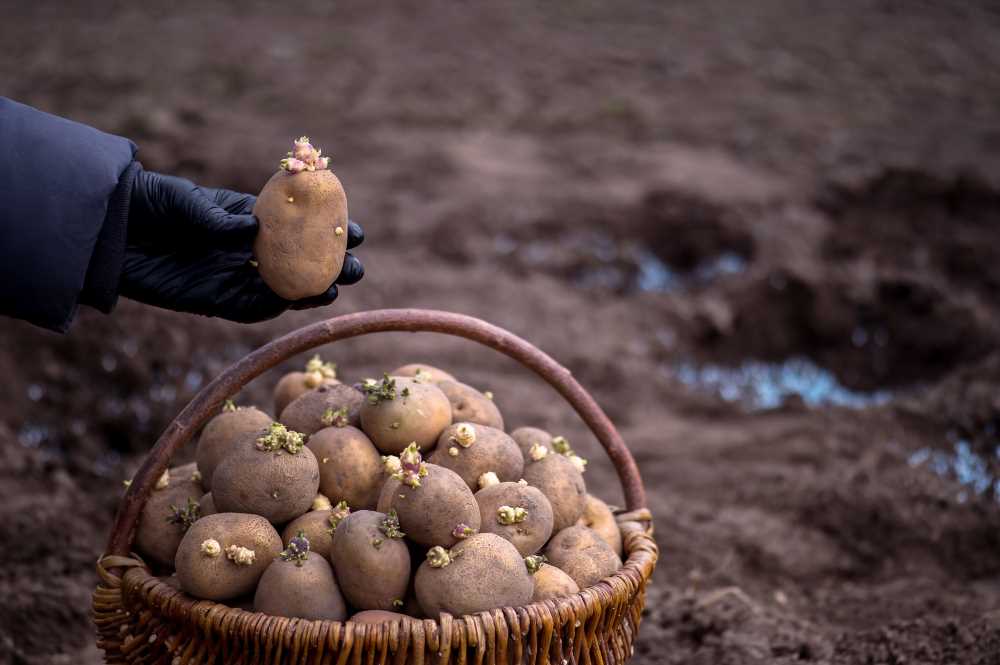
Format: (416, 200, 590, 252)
(3, 2, 1000, 663)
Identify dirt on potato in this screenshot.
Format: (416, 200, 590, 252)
(3, 2, 1000, 663)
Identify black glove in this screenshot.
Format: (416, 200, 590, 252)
(120, 166, 364, 323)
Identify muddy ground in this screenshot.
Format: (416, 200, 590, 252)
(3, 2, 1000, 663)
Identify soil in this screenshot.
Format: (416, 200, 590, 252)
(3, 1, 1000, 663)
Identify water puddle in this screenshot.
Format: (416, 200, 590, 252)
(908, 438, 999, 500)
(669, 357, 893, 410)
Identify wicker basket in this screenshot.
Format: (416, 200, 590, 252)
(92, 309, 658, 664)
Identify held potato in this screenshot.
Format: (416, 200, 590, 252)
(359, 375, 452, 454)
(544, 526, 622, 590)
(531, 563, 580, 602)
(253, 137, 349, 300)
(280, 383, 363, 435)
(195, 402, 272, 489)
(308, 425, 383, 510)
(436, 380, 504, 430)
(577, 494, 623, 556)
(175, 512, 282, 601)
(521, 449, 587, 533)
(212, 423, 320, 524)
(510, 426, 552, 457)
(474, 481, 554, 556)
(390, 364, 457, 384)
(253, 533, 347, 620)
(134, 463, 205, 568)
(330, 510, 411, 610)
(414, 533, 534, 617)
(381, 446, 481, 548)
(273, 354, 339, 416)
(428, 423, 524, 490)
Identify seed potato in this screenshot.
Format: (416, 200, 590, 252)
(279, 383, 363, 435)
(281, 509, 339, 560)
(253, 534, 347, 620)
(414, 533, 534, 617)
(308, 425, 383, 510)
(544, 526, 622, 590)
(436, 380, 504, 430)
(134, 463, 205, 568)
(510, 426, 552, 457)
(577, 494, 623, 557)
(531, 563, 580, 602)
(384, 459, 481, 548)
(330, 510, 411, 610)
(196, 404, 272, 489)
(175, 512, 282, 601)
(212, 423, 320, 524)
(474, 482, 553, 556)
(359, 376, 452, 454)
(350, 610, 411, 624)
(199, 492, 217, 518)
(428, 423, 524, 490)
(522, 450, 587, 533)
(390, 364, 457, 384)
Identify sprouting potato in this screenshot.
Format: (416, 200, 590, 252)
(521, 446, 587, 533)
(390, 364, 457, 384)
(576, 494, 623, 557)
(330, 510, 411, 611)
(281, 504, 349, 561)
(510, 426, 552, 457)
(195, 402, 272, 489)
(474, 481, 554, 556)
(359, 375, 452, 454)
(544, 526, 622, 590)
(428, 423, 524, 490)
(134, 463, 205, 569)
(279, 382, 363, 435)
(273, 354, 340, 417)
(253, 532, 347, 620)
(254, 137, 348, 300)
(531, 563, 580, 602)
(308, 424, 383, 510)
(436, 380, 504, 430)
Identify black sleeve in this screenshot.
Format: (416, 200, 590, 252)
(0, 97, 138, 332)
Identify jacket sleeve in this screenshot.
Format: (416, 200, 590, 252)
(0, 97, 138, 332)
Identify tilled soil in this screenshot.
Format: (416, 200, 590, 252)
(3, 2, 1000, 663)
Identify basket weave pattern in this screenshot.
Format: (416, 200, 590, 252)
(91, 310, 658, 664)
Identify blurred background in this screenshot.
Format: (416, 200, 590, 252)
(3, 1, 1000, 663)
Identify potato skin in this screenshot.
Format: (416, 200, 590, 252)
(376, 476, 401, 514)
(385, 464, 481, 548)
(531, 563, 580, 602)
(212, 428, 321, 524)
(175, 513, 282, 601)
(274, 371, 339, 418)
(135, 465, 205, 568)
(577, 494, 623, 557)
(253, 554, 347, 620)
(282, 510, 335, 560)
(436, 380, 504, 430)
(522, 453, 587, 533)
(474, 482, 554, 556)
(390, 364, 456, 384)
(330, 511, 411, 610)
(199, 492, 217, 518)
(350, 610, 411, 624)
(308, 426, 383, 510)
(544, 526, 622, 590)
(428, 424, 524, 490)
(415, 533, 533, 617)
(196, 407, 273, 489)
(360, 377, 452, 454)
(280, 383, 363, 435)
(253, 168, 349, 299)
(510, 426, 552, 457)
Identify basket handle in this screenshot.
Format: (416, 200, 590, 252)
(106, 309, 648, 557)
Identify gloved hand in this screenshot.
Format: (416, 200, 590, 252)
(120, 166, 364, 323)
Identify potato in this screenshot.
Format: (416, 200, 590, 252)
(351, 610, 411, 624)
(134, 463, 205, 568)
(436, 380, 504, 430)
(381, 446, 481, 548)
(376, 475, 401, 514)
(359, 375, 452, 454)
(531, 563, 579, 602)
(273, 354, 340, 416)
(521, 449, 586, 533)
(280, 383, 363, 435)
(390, 364, 456, 384)
(428, 423, 524, 490)
(281, 506, 348, 561)
(510, 426, 552, 457)
(308, 425, 383, 510)
(195, 403, 272, 489)
(199, 492, 217, 518)
(330, 510, 411, 611)
(414, 533, 533, 617)
(253, 533, 347, 620)
(474, 481, 553, 556)
(212, 423, 320, 524)
(577, 494, 623, 557)
(253, 137, 349, 299)
(175, 512, 282, 601)
(544, 526, 622, 590)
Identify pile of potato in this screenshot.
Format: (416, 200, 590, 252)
(133, 357, 624, 622)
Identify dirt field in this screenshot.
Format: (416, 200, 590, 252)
(3, 2, 1000, 663)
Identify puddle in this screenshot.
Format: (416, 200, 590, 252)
(669, 357, 893, 410)
(908, 438, 999, 499)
